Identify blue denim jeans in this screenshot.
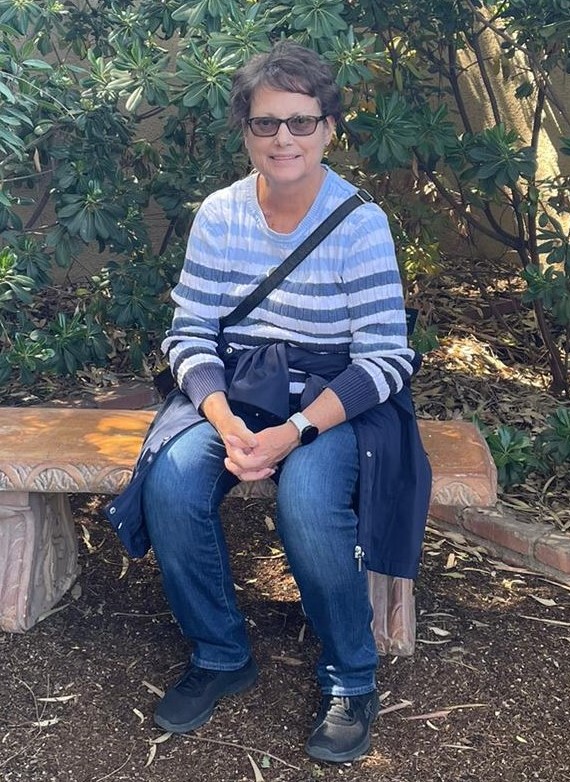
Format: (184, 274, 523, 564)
(142, 417, 378, 696)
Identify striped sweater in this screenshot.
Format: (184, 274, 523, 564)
(163, 166, 416, 420)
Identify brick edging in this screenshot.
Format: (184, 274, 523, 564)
(429, 504, 570, 586)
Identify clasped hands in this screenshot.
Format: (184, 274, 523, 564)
(220, 416, 298, 483)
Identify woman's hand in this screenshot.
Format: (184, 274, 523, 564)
(201, 390, 279, 481)
(224, 423, 299, 482)
(201, 388, 347, 482)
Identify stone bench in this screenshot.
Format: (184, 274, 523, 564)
(0, 408, 497, 632)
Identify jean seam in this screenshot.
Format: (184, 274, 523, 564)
(207, 465, 242, 635)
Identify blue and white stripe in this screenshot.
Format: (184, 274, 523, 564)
(163, 167, 415, 417)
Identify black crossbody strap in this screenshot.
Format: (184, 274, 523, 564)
(219, 188, 373, 330)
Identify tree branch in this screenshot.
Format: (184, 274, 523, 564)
(466, 29, 502, 126)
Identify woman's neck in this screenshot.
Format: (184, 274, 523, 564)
(256, 169, 326, 233)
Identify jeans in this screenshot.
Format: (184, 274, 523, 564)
(142, 417, 378, 696)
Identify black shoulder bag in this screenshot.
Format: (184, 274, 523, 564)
(154, 189, 373, 398)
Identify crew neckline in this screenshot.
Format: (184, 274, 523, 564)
(247, 166, 333, 241)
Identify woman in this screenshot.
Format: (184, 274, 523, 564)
(107, 39, 431, 763)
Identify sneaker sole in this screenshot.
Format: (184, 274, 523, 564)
(154, 670, 258, 734)
(305, 734, 371, 763)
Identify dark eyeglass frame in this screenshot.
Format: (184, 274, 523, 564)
(246, 114, 327, 137)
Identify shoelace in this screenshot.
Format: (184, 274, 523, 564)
(175, 665, 219, 694)
(319, 696, 356, 725)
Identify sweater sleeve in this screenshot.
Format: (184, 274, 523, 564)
(161, 203, 228, 410)
(326, 205, 416, 418)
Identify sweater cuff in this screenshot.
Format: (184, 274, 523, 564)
(181, 362, 227, 411)
(327, 364, 379, 420)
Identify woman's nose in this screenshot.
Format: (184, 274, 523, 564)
(274, 122, 294, 144)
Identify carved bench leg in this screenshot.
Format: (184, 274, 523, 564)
(0, 492, 78, 632)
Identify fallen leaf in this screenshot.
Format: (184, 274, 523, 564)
(264, 515, 275, 531)
(132, 708, 145, 723)
(417, 638, 451, 645)
(247, 753, 265, 781)
(119, 556, 129, 579)
(150, 732, 172, 744)
(80, 523, 96, 553)
(421, 612, 455, 618)
(142, 681, 165, 698)
(145, 743, 157, 767)
(37, 695, 77, 703)
(30, 717, 60, 727)
(445, 553, 456, 570)
(270, 655, 303, 667)
(429, 626, 452, 637)
(426, 527, 467, 545)
(516, 736, 528, 744)
(530, 595, 557, 607)
(487, 560, 540, 576)
(462, 567, 492, 575)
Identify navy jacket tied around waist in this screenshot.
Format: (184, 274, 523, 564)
(105, 342, 432, 579)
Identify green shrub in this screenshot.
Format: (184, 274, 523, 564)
(0, 0, 569, 393)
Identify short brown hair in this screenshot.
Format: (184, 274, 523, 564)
(229, 40, 342, 127)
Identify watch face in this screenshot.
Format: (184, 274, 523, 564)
(300, 424, 319, 445)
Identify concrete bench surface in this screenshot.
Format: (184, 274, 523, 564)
(0, 407, 497, 633)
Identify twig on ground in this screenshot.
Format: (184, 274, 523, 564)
(517, 615, 570, 627)
(185, 735, 302, 771)
(92, 745, 135, 782)
(404, 703, 487, 721)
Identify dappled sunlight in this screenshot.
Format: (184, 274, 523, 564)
(429, 336, 551, 389)
(0, 408, 154, 465)
(0, 409, 154, 492)
(83, 410, 155, 463)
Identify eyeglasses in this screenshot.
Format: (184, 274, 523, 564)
(246, 115, 327, 137)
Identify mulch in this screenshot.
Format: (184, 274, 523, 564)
(1, 258, 569, 780)
(1, 495, 569, 782)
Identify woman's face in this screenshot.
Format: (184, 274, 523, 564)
(244, 86, 335, 194)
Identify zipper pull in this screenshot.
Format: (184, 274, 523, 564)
(354, 545, 365, 572)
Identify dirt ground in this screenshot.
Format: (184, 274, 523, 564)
(1, 494, 569, 782)
(2, 264, 570, 781)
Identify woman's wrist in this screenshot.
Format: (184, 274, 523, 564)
(200, 391, 233, 430)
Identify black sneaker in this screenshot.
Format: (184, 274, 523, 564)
(154, 657, 258, 733)
(305, 690, 380, 763)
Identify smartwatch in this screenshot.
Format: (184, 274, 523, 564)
(287, 412, 319, 446)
